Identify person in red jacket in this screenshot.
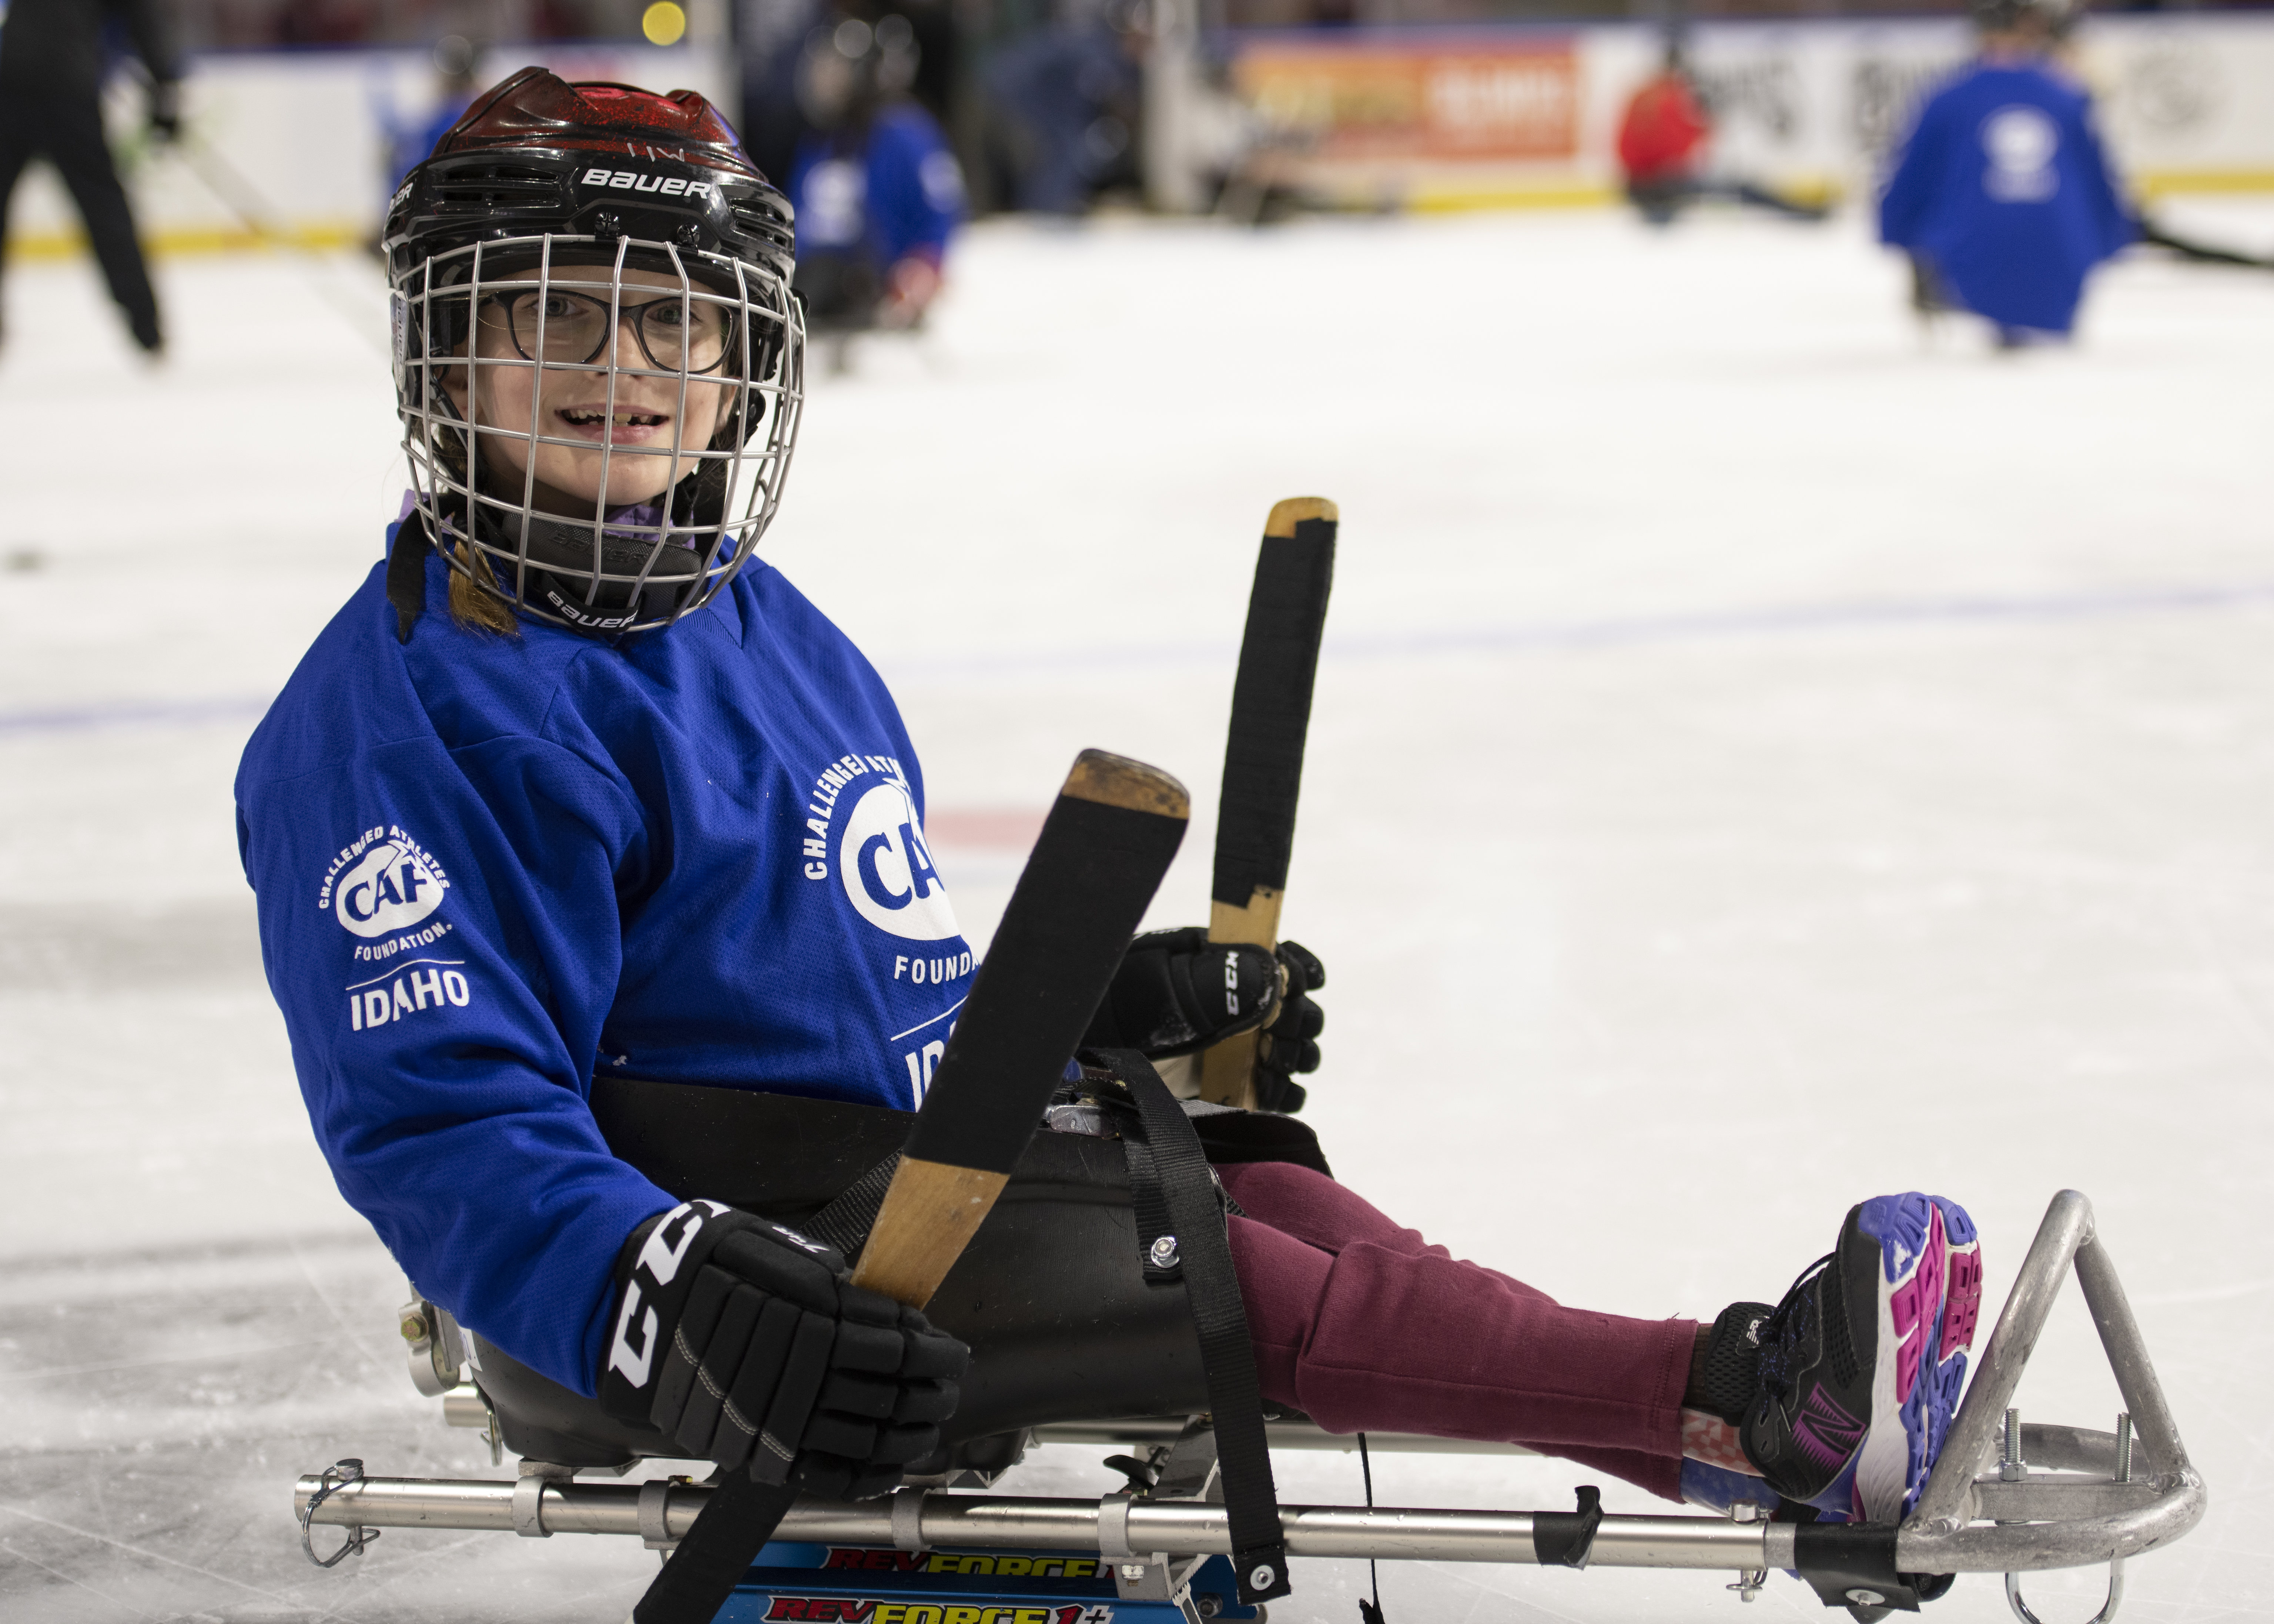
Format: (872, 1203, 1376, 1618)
(1618, 50, 1710, 219)
(1616, 36, 1825, 225)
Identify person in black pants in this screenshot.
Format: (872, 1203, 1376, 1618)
(0, 0, 181, 356)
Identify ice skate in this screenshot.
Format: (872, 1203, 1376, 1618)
(1740, 1191, 1980, 1523)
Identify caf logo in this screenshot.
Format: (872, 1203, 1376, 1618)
(839, 779, 961, 942)
(335, 838, 447, 939)
(1982, 105, 2059, 201)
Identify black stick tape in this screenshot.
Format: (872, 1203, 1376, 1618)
(1213, 517, 1336, 909)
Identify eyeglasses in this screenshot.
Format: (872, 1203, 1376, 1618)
(478, 287, 738, 373)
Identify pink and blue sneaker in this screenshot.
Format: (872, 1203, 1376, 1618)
(1920, 1197, 1983, 1469)
(1734, 1193, 1984, 1523)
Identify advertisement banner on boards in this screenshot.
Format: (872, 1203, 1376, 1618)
(1233, 33, 1582, 165)
(1223, 13, 2274, 209)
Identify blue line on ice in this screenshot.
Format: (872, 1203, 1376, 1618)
(1340, 579, 2274, 657)
(10, 577, 2274, 738)
(879, 576, 2274, 681)
(0, 695, 273, 737)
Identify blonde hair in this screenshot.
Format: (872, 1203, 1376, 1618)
(447, 537, 522, 637)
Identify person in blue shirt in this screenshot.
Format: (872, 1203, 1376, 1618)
(378, 35, 481, 198)
(1879, 0, 2133, 345)
(237, 67, 1985, 1536)
(980, 11, 1141, 217)
(788, 14, 964, 333)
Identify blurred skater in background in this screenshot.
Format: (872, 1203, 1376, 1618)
(381, 36, 483, 197)
(790, 14, 965, 347)
(1615, 33, 1826, 227)
(980, 0, 1142, 217)
(1878, 0, 2131, 346)
(0, 0, 181, 356)
(367, 36, 483, 257)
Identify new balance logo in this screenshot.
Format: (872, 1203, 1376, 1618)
(1792, 1388, 1868, 1470)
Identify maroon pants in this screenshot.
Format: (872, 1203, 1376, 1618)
(1219, 1161, 1695, 1501)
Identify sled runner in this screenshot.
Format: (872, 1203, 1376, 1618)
(300, 1181, 2202, 1623)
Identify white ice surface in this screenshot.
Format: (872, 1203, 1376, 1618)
(2, 200, 2271, 1621)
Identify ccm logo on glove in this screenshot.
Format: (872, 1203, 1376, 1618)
(600, 1199, 969, 1501)
(1080, 927, 1327, 1112)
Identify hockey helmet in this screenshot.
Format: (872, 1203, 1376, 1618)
(384, 67, 804, 636)
(1972, 0, 2081, 37)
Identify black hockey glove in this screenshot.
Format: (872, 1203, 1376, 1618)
(1082, 927, 1327, 1112)
(1083, 926, 1284, 1058)
(1255, 939, 1326, 1114)
(598, 1201, 967, 1500)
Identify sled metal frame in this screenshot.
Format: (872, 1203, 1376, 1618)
(296, 1190, 2206, 1613)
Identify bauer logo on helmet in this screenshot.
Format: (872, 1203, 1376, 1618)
(579, 167, 716, 197)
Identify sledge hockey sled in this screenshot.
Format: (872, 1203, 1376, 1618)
(295, 1082, 2205, 1624)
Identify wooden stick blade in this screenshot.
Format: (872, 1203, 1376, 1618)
(852, 748, 1188, 1307)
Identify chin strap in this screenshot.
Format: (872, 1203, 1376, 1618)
(389, 490, 719, 644)
(387, 508, 436, 644)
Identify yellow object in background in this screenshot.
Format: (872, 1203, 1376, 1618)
(641, 1, 688, 46)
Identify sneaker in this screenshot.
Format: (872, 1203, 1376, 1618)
(1689, 1298, 1775, 1426)
(1740, 1192, 1981, 1523)
(1922, 1195, 1984, 1467)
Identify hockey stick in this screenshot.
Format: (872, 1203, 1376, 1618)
(634, 748, 1190, 1624)
(167, 136, 393, 355)
(2137, 215, 2274, 272)
(1197, 498, 1337, 1111)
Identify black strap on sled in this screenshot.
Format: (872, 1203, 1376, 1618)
(1099, 1049, 1292, 1605)
(1531, 1484, 1604, 1569)
(1791, 1522, 1928, 1614)
(636, 1474, 803, 1624)
(1121, 1118, 1185, 1285)
(387, 508, 434, 643)
(801, 1149, 903, 1260)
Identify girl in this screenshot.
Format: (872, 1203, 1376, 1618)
(237, 68, 1983, 1542)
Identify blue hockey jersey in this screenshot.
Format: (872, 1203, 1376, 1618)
(235, 526, 975, 1396)
(790, 103, 964, 271)
(1879, 59, 2133, 335)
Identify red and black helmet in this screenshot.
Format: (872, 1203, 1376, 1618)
(384, 68, 806, 639)
(384, 67, 794, 286)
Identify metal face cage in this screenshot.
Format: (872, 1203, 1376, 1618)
(393, 231, 806, 636)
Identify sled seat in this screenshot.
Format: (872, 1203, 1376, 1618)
(409, 1072, 1329, 1471)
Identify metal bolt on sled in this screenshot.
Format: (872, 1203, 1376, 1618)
(296, 1192, 2206, 1623)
